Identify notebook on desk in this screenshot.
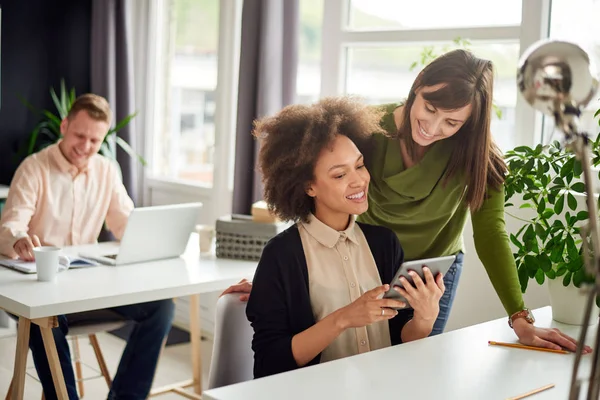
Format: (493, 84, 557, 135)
(0, 256, 99, 274)
(79, 202, 202, 266)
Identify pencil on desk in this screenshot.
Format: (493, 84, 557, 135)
(506, 383, 555, 400)
(488, 341, 570, 354)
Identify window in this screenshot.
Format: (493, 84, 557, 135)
(541, 0, 600, 143)
(314, 0, 531, 152)
(297, 0, 324, 104)
(152, 0, 219, 186)
(143, 0, 241, 222)
(347, 0, 522, 30)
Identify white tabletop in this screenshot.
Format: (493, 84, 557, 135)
(0, 184, 8, 200)
(0, 234, 257, 319)
(203, 307, 598, 400)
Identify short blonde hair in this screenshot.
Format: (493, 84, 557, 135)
(67, 93, 112, 123)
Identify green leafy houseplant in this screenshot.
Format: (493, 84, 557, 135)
(20, 80, 145, 166)
(503, 106, 600, 299)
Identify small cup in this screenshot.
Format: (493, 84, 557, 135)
(33, 246, 69, 282)
(196, 225, 215, 254)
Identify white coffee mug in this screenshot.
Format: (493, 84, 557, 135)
(196, 224, 215, 253)
(33, 246, 69, 282)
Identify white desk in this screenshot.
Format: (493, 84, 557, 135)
(0, 184, 8, 200)
(0, 234, 257, 400)
(203, 307, 597, 400)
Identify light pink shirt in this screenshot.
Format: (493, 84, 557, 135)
(0, 143, 134, 258)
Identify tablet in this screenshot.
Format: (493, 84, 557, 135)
(383, 255, 456, 305)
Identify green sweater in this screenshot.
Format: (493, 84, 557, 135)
(357, 104, 524, 315)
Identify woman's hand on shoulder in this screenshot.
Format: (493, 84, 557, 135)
(336, 285, 406, 330)
(394, 267, 445, 323)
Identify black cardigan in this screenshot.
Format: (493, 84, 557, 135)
(245, 222, 414, 379)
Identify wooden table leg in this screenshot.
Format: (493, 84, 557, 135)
(189, 294, 202, 395)
(10, 317, 30, 400)
(146, 296, 203, 399)
(34, 317, 68, 400)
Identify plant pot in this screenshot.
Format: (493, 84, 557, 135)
(547, 278, 600, 325)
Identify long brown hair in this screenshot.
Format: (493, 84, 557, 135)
(395, 49, 506, 211)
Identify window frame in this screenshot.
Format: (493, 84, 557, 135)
(141, 0, 242, 222)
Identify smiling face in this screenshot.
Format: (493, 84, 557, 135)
(306, 134, 370, 230)
(58, 110, 109, 170)
(410, 84, 472, 147)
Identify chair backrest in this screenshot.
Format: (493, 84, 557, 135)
(207, 293, 254, 390)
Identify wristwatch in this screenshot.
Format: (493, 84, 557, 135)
(508, 308, 535, 328)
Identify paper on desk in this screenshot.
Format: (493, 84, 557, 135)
(0, 256, 99, 273)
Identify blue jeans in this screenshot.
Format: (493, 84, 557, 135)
(429, 251, 464, 336)
(28, 299, 175, 400)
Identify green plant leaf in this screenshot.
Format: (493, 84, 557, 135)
(535, 269, 545, 285)
(571, 182, 585, 193)
(535, 223, 547, 240)
(566, 235, 579, 261)
(100, 142, 114, 159)
(567, 256, 582, 272)
(542, 209, 554, 219)
(106, 111, 139, 138)
(514, 146, 532, 154)
(553, 176, 565, 187)
(60, 79, 68, 116)
(567, 192, 577, 211)
(573, 160, 583, 176)
(545, 269, 556, 279)
(563, 271, 572, 286)
(115, 136, 147, 166)
(573, 268, 585, 288)
(519, 203, 532, 209)
(550, 240, 565, 263)
(510, 234, 523, 249)
(537, 198, 546, 214)
(524, 254, 539, 273)
(554, 195, 565, 214)
(556, 264, 568, 277)
(561, 157, 575, 177)
(577, 211, 589, 221)
(50, 86, 67, 119)
(537, 253, 552, 272)
(518, 267, 529, 292)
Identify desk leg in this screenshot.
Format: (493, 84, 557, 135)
(9, 317, 30, 400)
(35, 317, 68, 400)
(189, 294, 202, 395)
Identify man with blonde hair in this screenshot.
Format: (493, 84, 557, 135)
(0, 94, 174, 400)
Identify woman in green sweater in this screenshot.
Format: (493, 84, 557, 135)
(224, 49, 591, 353)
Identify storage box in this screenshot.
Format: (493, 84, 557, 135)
(251, 201, 280, 223)
(215, 215, 291, 261)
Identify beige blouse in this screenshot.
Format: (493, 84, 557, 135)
(298, 214, 391, 363)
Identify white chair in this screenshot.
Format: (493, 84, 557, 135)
(65, 310, 128, 398)
(207, 294, 254, 390)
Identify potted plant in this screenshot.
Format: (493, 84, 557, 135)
(19, 79, 145, 166)
(504, 107, 600, 325)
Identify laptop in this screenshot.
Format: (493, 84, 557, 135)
(80, 202, 202, 266)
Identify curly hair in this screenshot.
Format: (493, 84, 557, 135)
(253, 96, 385, 223)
